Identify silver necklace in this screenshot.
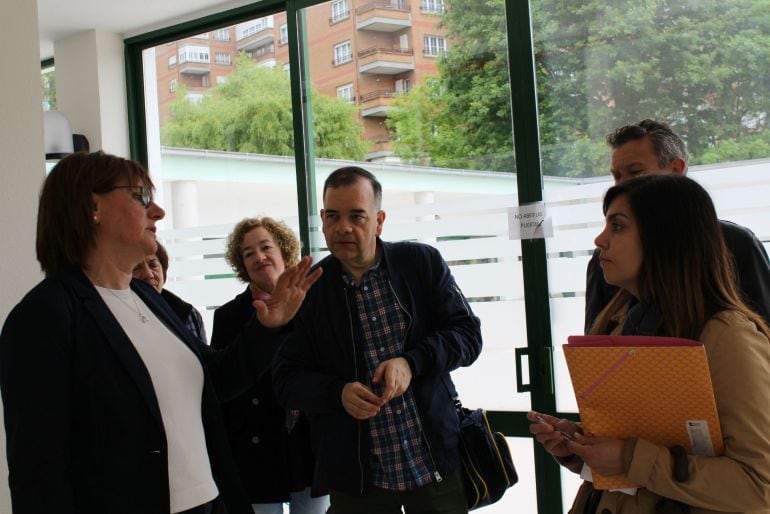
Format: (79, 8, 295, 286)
(107, 288, 149, 323)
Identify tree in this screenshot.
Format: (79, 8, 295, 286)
(387, 0, 770, 176)
(387, 0, 515, 171)
(41, 69, 56, 111)
(162, 55, 368, 160)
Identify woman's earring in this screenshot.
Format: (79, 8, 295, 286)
(93, 215, 99, 223)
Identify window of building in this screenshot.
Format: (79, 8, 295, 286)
(333, 40, 352, 65)
(193, 33, 210, 39)
(215, 52, 231, 65)
(168, 55, 177, 68)
(216, 75, 227, 84)
(331, 0, 349, 23)
(185, 92, 204, 104)
(336, 83, 354, 103)
(237, 16, 275, 40)
(169, 79, 177, 93)
(280, 24, 288, 45)
(214, 28, 231, 41)
(423, 35, 446, 57)
(420, 0, 444, 13)
(179, 46, 210, 64)
(394, 78, 410, 93)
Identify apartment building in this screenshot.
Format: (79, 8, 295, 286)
(154, 0, 447, 161)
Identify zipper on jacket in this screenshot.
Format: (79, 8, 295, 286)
(389, 280, 443, 483)
(343, 287, 366, 495)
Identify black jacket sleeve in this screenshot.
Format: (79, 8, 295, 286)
(0, 286, 77, 513)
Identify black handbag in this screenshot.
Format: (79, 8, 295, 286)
(454, 399, 518, 510)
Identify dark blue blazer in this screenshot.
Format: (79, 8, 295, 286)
(0, 267, 275, 514)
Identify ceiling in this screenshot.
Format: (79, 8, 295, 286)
(37, 0, 256, 60)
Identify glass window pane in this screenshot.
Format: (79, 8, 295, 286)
(141, 14, 298, 341)
(531, 0, 770, 452)
(41, 64, 56, 112)
(299, 0, 528, 418)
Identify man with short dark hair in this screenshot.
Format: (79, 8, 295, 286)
(274, 166, 482, 514)
(585, 119, 770, 332)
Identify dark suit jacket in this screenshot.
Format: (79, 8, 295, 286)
(211, 287, 315, 503)
(0, 267, 280, 514)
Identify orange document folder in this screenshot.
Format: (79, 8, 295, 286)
(563, 335, 724, 490)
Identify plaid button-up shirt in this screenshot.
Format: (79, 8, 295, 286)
(343, 264, 434, 491)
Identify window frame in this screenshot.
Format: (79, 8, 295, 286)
(333, 39, 352, 65)
(422, 34, 446, 57)
(123, 2, 565, 510)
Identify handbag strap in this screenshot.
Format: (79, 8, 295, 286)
(439, 374, 464, 413)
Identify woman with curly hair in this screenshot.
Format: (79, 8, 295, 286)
(211, 217, 329, 514)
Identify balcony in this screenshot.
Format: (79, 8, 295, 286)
(237, 29, 275, 52)
(365, 137, 394, 160)
(358, 47, 414, 74)
(359, 89, 396, 117)
(356, 1, 411, 32)
(179, 61, 211, 75)
(248, 45, 276, 63)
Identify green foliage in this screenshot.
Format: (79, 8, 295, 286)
(387, 0, 770, 176)
(162, 54, 368, 160)
(41, 70, 56, 111)
(388, 0, 515, 171)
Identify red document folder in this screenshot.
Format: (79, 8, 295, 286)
(563, 335, 724, 490)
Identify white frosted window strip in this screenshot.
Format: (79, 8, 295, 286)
(200, 308, 214, 345)
(546, 227, 601, 254)
(451, 263, 524, 299)
(383, 213, 510, 241)
(550, 296, 585, 414)
(433, 236, 522, 262)
(471, 300, 527, 350)
(309, 230, 327, 250)
(561, 465, 584, 513)
(554, 341, 578, 414)
(709, 186, 770, 212)
(165, 277, 245, 308)
(549, 296, 588, 345)
(165, 257, 233, 279)
(546, 255, 592, 294)
(450, 349, 529, 411)
(158, 223, 235, 240)
(161, 238, 227, 259)
(548, 201, 604, 226)
(471, 437, 537, 514)
(385, 194, 517, 219)
(543, 180, 610, 203)
(718, 213, 770, 240)
(691, 159, 770, 186)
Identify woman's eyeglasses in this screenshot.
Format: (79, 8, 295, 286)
(106, 185, 153, 208)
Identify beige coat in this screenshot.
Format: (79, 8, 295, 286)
(566, 310, 770, 514)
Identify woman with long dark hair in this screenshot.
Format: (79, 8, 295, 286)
(531, 174, 770, 514)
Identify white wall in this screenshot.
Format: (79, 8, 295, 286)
(0, 0, 47, 510)
(55, 30, 129, 156)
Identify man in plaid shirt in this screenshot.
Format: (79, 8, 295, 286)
(274, 167, 482, 513)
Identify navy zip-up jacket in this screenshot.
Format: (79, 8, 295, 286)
(273, 239, 483, 495)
